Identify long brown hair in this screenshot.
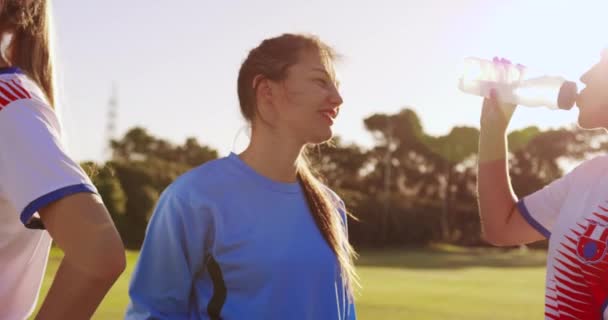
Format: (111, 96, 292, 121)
(0, 0, 55, 107)
(237, 33, 358, 295)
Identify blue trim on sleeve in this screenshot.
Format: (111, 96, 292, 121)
(0, 67, 22, 75)
(20, 184, 97, 225)
(517, 199, 551, 239)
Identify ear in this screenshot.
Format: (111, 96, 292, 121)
(252, 75, 277, 126)
(252, 74, 272, 105)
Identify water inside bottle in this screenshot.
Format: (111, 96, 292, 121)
(458, 57, 577, 109)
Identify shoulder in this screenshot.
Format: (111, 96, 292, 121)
(565, 154, 608, 180)
(0, 73, 58, 131)
(0, 72, 50, 111)
(149, 156, 241, 230)
(161, 156, 235, 207)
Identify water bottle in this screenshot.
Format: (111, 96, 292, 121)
(458, 57, 578, 110)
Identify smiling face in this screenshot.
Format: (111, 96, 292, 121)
(263, 49, 344, 145)
(577, 50, 608, 130)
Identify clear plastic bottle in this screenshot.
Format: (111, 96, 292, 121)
(458, 57, 578, 110)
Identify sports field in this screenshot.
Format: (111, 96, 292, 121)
(33, 246, 546, 319)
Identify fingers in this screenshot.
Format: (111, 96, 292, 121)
(482, 88, 498, 110)
(481, 86, 516, 129)
(489, 87, 497, 101)
(493, 56, 511, 65)
(478, 56, 520, 130)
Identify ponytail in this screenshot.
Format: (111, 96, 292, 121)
(296, 150, 359, 297)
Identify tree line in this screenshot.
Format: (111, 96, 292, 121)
(84, 108, 606, 249)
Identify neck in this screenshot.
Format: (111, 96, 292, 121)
(239, 126, 304, 183)
(0, 57, 9, 69)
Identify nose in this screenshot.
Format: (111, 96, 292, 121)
(580, 60, 601, 85)
(329, 85, 343, 107)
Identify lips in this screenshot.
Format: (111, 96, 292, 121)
(319, 108, 338, 120)
(576, 89, 586, 108)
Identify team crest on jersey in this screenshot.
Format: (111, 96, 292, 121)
(576, 220, 608, 264)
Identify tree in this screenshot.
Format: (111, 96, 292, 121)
(424, 126, 479, 241)
(81, 161, 126, 219)
(106, 127, 219, 248)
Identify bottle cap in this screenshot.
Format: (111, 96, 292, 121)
(558, 81, 578, 110)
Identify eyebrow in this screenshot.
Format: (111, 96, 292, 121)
(311, 67, 331, 76)
(311, 67, 340, 86)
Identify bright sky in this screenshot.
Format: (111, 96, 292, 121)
(50, 0, 606, 162)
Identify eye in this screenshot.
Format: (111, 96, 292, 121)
(314, 78, 329, 87)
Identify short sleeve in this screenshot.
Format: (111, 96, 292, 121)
(517, 161, 588, 238)
(0, 99, 97, 228)
(126, 188, 215, 319)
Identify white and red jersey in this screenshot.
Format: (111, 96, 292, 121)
(0, 67, 97, 320)
(519, 154, 608, 319)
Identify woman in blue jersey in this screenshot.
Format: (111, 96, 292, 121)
(126, 33, 358, 319)
(0, 1, 126, 319)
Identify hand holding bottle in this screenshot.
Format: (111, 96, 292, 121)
(459, 56, 578, 110)
(476, 58, 519, 163)
(481, 87, 517, 135)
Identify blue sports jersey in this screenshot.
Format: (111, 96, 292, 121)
(126, 152, 356, 320)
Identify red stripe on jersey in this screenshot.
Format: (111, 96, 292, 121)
(0, 78, 33, 111)
(555, 281, 591, 301)
(564, 235, 577, 245)
(0, 85, 17, 102)
(0, 83, 18, 100)
(544, 311, 559, 319)
(546, 301, 558, 310)
(547, 219, 608, 319)
(9, 79, 31, 98)
(593, 211, 608, 222)
(555, 294, 592, 314)
(555, 258, 580, 275)
(2, 80, 26, 99)
(554, 274, 589, 294)
(554, 266, 585, 283)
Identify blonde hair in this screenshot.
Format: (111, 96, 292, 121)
(237, 33, 358, 295)
(0, 0, 55, 107)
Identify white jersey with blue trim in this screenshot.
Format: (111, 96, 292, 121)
(518, 154, 608, 319)
(0, 67, 98, 320)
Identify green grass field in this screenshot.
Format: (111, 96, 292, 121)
(33, 246, 547, 319)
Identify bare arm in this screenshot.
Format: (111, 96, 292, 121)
(35, 193, 126, 319)
(477, 91, 545, 246)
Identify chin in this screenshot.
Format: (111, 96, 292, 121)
(576, 99, 608, 129)
(577, 116, 592, 129)
(309, 129, 333, 144)
(577, 115, 605, 130)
